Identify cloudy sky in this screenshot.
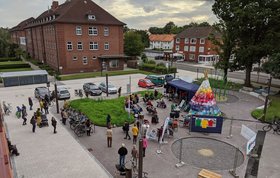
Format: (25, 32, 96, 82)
(0, 0, 217, 30)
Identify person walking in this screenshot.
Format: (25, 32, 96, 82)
(30, 114, 36, 133)
(118, 143, 128, 168)
(142, 136, 148, 157)
(22, 105, 27, 125)
(51, 117, 57, 134)
(85, 119, 91, 136)
(123, 121, 131, 140)
(106, 126, 113, 147)
(131, 124, 139, 144)
(106, 114, 111, 128)
(43, 101, 49, 114)
(61, 109, 68, 125)
(28, 97, 33, 110)
(118, 87, 122, 97)
(39, 99, 44, 112)
(131, 145, 138, 167)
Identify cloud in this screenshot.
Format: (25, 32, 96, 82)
(0, 0, 217, 30)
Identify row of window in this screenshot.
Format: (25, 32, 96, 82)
(176, 45, 205, 53)
(176, 38, 205, 45)
(67, 42, 109, 51)
(76, 26, 109, 36)
(72, 56, 119, 68)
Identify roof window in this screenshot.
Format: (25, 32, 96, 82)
(88, 15, 96, 20)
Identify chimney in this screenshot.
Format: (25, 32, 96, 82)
(51, 1, 59, 10)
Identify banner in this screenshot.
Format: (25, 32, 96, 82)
(160, 117, 170, 143)
(190, 115, 223, 133)
(240, 125, 256, 155)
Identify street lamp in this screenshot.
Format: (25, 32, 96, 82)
(54, 78, 59, 114)
(263, 76, 272, 120)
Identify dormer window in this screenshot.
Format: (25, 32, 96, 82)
(88, 15, 96, 20)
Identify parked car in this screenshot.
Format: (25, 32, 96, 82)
(83, 82, 102, 96)
(165, 74, 174, 82)
(34, 87, 50, 99)
(145, 75, 165, 86)
(56, 86, 70, 100)
(138, 79, 155, 88)
(99, 82, 117, 94)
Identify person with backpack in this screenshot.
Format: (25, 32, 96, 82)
(30, 114, 36, 133)
(51, 117, 57, 134)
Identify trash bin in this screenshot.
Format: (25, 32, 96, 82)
(125, 168, 132, 178)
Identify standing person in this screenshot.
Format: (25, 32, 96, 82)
(30, 114, 36, 133)
(123, 121, 131, 140)
(118, 143, 128, 168)
(43, 101, 49, 114)
(154, 89, 159, 99)
(36, 108, 42, 126)
(22, 105, 27, 125)
(51, 117, 57, 134)
(106, 114, 111, 128)
(85, 119, 91, 136)
(39, 99, 44, 112)
(61, 109, 68, 125)
(118, 87, 122, 97)
(142, 136, 148, 157)
(28, 97, 33, 110)
(106, 126, 113, 147)
(131, 124, 139, 144)
(44, 94, 50, 105)
(131, 145, 138, 167)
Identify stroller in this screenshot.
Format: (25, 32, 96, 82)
(156, 99, 166, 108)
(39, 114, 49, 128)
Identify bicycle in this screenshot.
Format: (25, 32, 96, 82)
(127, 158, 148, 178)
(262, 120, 280, 135)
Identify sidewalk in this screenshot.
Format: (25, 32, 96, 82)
(1, 85, 111, 178)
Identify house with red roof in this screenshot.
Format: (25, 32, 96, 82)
(149, 34, 176, 50)
(173, 26, 221, 64)
(10, 0, 126, 74)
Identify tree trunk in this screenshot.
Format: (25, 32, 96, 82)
(244, 65, 252, 87)
(223, 67, 228, 84)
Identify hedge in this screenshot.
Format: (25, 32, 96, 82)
(139, 63, 177, 74)
(0, 63, 31, 69)
(0, 57, 21, 62)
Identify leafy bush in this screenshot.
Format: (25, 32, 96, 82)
(157, 62, 165, 67)
(139, 62, 177, 74)
(146, 60, 156, 64)
(0, 63, 30, 69)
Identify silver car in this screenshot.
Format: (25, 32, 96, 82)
(99, 82, 117, 94)
(56, 86, 70, 100)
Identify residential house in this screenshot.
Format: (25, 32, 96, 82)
(173, 26, 220, 64)
(149, 34, 176, 50)
(10, 0, 126, 74)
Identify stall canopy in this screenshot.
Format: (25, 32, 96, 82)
(167, 78, 199, 101)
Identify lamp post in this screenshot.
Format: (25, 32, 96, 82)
(263, 76, 272, 120)
(54, 79, 59, 114)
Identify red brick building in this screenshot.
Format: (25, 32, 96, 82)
(173, 26, 220, 64)
(10, 0, 126, 74)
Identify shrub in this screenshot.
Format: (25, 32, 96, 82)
(0, 63, 31, 69)
(0, 57, 21, 62)
(146, 60, 156, 64)
(157, 62, 165, 67)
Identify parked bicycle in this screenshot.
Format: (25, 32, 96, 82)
(2, 102, 12, 115)
(262, 119, 280, 135)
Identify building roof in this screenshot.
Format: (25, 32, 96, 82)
(0, 70, 48, 78)
(149, 34, 176, 42)
(27, 0, 125, 28)
(176, 26, 221, 39)
(9, 17, 35, 32)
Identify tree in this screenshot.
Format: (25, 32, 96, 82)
(262, 53, 280, 79)
(135, 30, 149, 48)
(148, 27, 163, 34)
(163, 21, 175, 34)
(212, 0, 280, 87)
(0, 27, 11, 57)
(124, 31, 144, 58)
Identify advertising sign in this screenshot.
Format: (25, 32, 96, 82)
(190, 115, 223, 133)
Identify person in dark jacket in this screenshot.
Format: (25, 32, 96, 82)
(43, 101, 49, 114)
(106, 114, 111, 128)
(51, 117, 57, 134)
(28, 97, 33, 110)
(118, 143, 128, 168)
(85, 119, 91, 136)
(30, 114, 36, 133)
(22, 105, 27, 125)
(123, 121, 131, 140)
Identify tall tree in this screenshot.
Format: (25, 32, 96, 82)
(212, 0, 280, 86)
(163, 21, 175, 34)
(148, 27, 163, 34)
(124, 31, 144, 58)
(135, 30, 149, 48)
(0, 27, 11, 57)
(262, 53, 280, 79)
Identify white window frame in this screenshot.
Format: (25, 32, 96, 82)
(104, 27, 109, 36)
(93, 27, 98, 36)
(189, 54, 195, 60)
(73, 56, 77, 61)
(184, 38, 189, 44)
(104, 42, 109, 50)
(176, 38, 180, 43)
(83, 56, 88, 65)
(109, 60, 119, 68)
(200, 38, 205, 44)
(89, 42, 94, 50)
(93, 42, 98, 50)
(190, 38, 197, 44)
(199, 46, 205, 53)
(175, 45, 180, 51)
(88, 15, 96, 20)
(67, 42, 73, 51)
(92, 56, 97, 60)
(88, 27, 94, 35)
(184, 45, 189, 52)
(190, 46, 196, 52)
(77, 42, 83, 50)
(76, 26, 82, 35)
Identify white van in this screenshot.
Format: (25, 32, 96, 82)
(56, 86, 70, 100)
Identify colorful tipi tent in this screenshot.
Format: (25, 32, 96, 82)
(188, 75, 221, 116)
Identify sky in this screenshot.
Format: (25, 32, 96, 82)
(0, 0, 217, 30)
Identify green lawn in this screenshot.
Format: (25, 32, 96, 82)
(59, 70, 154, 81)
(69, 97, 135, 127)
(0, 68, 32, 72)
(0, 61, 25, 65)
(251, 95, 280, 122)
(194, 77, 243, 91)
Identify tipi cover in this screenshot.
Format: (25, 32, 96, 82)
(189, 79, 221, 116)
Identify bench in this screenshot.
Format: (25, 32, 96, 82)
(198, 169, 222, 178)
